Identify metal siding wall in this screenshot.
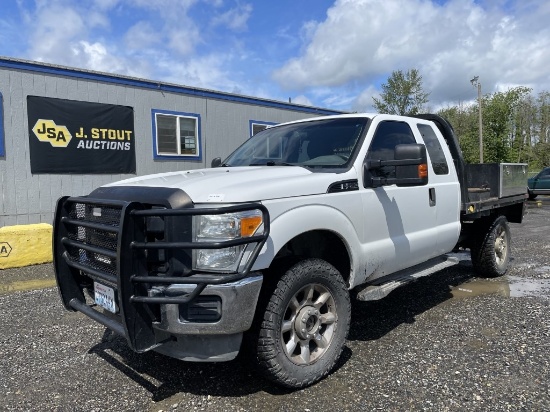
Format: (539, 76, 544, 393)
(134, 88, 208, 175)
(6, 70, 25, 226)
(0, 70, 8, 220)
(205, 99, 318, 164)
(20, 72, 37, 224)
(205, 99, 245, 165)
(0, 67, 327, 226)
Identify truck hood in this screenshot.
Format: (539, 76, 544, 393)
(104, 166, 352, 203)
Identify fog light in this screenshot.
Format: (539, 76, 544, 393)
(180, 296, 222, 322)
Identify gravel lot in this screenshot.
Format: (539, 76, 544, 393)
(1, 198, 549, 411)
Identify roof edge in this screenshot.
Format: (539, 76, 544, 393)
(0, 56, 345, 116)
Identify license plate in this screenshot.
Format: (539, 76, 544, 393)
(94, 282, 117, 313)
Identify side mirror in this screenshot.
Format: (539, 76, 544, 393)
(394, 144, 428, 187)
(364, 144, 428, 187)
(211, 157, 222, 168)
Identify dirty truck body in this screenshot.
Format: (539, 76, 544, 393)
(54, 113, 526, 388)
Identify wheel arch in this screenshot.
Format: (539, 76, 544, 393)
(253, 205, 359, 287)
(271, 230, 352, 285)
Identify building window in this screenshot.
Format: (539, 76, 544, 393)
(152, 109, 201, 160)
(249, 120, 277, 137)
(0, 92, 4, 157)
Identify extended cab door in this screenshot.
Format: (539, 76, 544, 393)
(359, 118, 446, 280)
(414, 121, 461, 255)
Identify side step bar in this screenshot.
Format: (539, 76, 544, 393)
(356, 255, 460, 301)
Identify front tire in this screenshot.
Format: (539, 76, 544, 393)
(255, 258, 351, 389)
(470, 215, 511, 277)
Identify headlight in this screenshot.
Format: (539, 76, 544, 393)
(193, 210, 263, 272)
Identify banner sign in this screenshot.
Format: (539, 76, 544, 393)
(27, 96, 136, 174)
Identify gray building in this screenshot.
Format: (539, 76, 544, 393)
(0, 57, 341, 227)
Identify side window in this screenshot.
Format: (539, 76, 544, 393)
(417, 124, 449, 175)
(366, 121, 416, 178)
(250, 120, 277, 137)
(540, 169, 550, 178)
(152, 109, 201, 160)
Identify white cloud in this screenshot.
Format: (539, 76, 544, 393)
(93, 0, 121, 11)
(27, 5, 87, 62)
(211, 3, 253, 32)
(273, 0, 437, 89)
(128, 0, 199, 20)
(168, 27, 201, 56)
(9, 0, 549, 113)
(353, 85, 379, 112)
(124, 21, 160, 50)
(127, 0, 202, 57)
(273, 0, 550, 107)
(75, 41, 126, 74)
(291, 95, 313, 106)
(159, 53, 235, 91)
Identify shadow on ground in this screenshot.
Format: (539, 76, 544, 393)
(88, 258, 477, 401)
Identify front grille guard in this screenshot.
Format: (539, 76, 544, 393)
(128, 205, 270, 304)
(53, 195, 270, 352)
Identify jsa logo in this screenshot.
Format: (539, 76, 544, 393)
(32, 119, 72, 148)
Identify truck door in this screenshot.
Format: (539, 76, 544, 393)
(360, 119, 438, 279)
(415, 122, 461, 256)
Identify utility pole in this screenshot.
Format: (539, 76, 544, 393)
(470, 76, 483, 163)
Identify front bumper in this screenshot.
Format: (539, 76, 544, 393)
(53, 192, 269, 358)
(154, 274, 263, 335)
(152, 274, 263, 361)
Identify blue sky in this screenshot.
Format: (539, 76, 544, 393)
(1, 0, 549, 111)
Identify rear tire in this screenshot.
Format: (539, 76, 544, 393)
(470, 215, 511, 277)
(528, 190, 537, 200)
(254, 258, 351, 389)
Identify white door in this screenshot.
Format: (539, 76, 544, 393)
(414, 121, 461, 256)
(360, 119, 439, 280)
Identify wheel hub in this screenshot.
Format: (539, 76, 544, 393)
(495, 231, 507, 262)
(295, 306, 321, 340)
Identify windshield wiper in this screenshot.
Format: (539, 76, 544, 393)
(248, 161, 307, 168)
(266, 161, 295, 166)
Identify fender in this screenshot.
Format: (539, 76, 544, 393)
(252, 203, 363, 288)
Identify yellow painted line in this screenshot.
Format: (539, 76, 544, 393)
(0, 278, 57, 295)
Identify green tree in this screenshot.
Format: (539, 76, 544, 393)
(532, 91, 550, 169)
(438, 103, 479, 163)
(438, 87, 533, 165)
(482, 87, 531, 163)
(372, 69, 430, 115)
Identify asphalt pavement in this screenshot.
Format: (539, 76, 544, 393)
(1, 197, 549, 411)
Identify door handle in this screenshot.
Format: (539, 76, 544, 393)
(429, 187, 436, 207)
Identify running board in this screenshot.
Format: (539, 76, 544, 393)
(356, 255, 460, 301)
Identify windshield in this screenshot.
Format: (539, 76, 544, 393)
(223, 117, 368, 168)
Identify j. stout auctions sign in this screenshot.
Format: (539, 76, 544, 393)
(27, 96, 136, 174)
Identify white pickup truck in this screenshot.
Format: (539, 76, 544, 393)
(53, 113, 527, 388)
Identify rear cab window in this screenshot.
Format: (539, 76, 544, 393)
(416, 123, 449, 175)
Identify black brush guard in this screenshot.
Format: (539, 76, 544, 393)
(53, 195, 269, 352)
